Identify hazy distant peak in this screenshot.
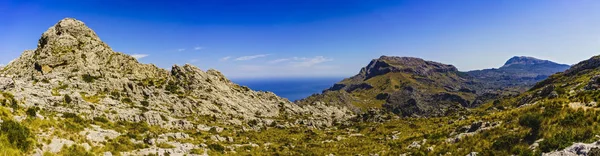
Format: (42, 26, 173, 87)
(502, 56, 554, 67)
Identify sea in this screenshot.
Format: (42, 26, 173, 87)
(232, 77, 344, 101)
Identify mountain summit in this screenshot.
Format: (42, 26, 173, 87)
(357, 56, 458, 80)
(467, 56, 570, 92)
(4, 18, 166, 81)
(502, 56, 552, 67)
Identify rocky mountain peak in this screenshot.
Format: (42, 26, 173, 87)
(2, 18, 166, 80)
(358, 55, 458, 80)
(38, 18, 100, 48)
(502, 56, 549, 67)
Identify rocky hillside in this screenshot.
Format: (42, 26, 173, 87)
(436, 54, 600, 155)
(0, 18, 353, 155)
(467, 56, 570, 92)
(297, 56, 486, 117)
(286, 54, 600, 155)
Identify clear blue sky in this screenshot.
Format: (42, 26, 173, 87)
(2, 0, 600, 78)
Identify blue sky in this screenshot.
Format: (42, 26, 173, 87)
(2, 0, 600, 78)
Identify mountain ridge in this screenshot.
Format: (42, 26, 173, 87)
(0, 18, 354, 155)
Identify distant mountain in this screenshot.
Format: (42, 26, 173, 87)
(297, 56, 485, 117)
(467, 56, 570, 92)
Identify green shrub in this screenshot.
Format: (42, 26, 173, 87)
(208, 144, 225, 153)
(560, 110, 586, 127)
(59, 145, 93, 156)
(93, 117, 109, 123)
(103, 136, 142, 153)
(1, 120, 33, 152)
(519, 113, 542, 143)
(82, 74, 98, 83)
(110, 91, 120, 100)
(63, 113, 84, 123)
(375, 93, 389, 100)
(64, 95, 72, 104)
(209, 127, 218, 134)
(121, 98, 133, 105)
(539, 131, 574, 152)
(510, 146, 534, 156)
(2, 92, 19, 110)
(116, 121, 150, 134)
(543, 101, 563, 116)
(157, 142, 175, 148)
(165, 81, 180, 94)
(519, 113, 542, 131)
(190, 148, 205, 154)
(248, 119, 259, 127)
(492, 134, 521, 150)
(126, 132, 142, 140)
(26, 107, 37, 117)
(141, 101, 149, 107)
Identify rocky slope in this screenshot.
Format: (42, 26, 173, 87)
(467, 56, 570, 92)
(297, 56, 485, 117)
(0, 18, 353, 155)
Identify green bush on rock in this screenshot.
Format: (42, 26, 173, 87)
(0, 120, 34, 152)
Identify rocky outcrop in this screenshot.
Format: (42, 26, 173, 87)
(0, 18, 353, 129)
(446, 120, 501, 143)
(585, 75, 600, 90)
(564, 55, 600, 76)
(543, 141, 600, 156)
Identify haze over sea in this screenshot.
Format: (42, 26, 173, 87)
(233, 77, 343, 101)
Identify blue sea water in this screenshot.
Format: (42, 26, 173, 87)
(232, 77, 343, 101)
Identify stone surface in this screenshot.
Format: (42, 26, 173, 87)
(80, 125, 121, 144)
(544, 141, 600, 156)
